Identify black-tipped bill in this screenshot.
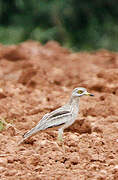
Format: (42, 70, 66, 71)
(89, 94, 94, 96)
(86, 92, 94, 96)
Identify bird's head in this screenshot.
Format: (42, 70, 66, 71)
(72, 87, 94, 97)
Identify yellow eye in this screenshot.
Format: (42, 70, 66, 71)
(78, 90, 83, 94)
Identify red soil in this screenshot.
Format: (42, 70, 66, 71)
(0, 41, 118, 179)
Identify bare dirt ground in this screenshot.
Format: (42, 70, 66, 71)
(0, 41, 118, 179)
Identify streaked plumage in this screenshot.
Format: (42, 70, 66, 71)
(19, 87, 94, 144)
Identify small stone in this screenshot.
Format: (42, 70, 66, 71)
(70, 156, 79, 165)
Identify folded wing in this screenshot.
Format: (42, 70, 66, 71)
(23, 105, 72, 139)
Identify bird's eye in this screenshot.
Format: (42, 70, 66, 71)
(78, 90, 83, 94)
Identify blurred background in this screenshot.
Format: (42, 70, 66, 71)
(0, 0, 118, 51)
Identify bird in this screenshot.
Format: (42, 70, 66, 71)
(19, 87, 94, 144)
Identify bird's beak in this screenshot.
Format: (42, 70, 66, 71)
(85, 92, 94, 96)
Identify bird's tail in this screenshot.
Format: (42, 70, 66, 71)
(18, 126, 40, 145)
(18, 113, 49, 145)
(23, 126, 38, 139)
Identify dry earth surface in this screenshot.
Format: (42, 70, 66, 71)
(0, 41, 118, 179)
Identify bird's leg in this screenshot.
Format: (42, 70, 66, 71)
(57, 120, 75, 153)
(58, 128, 63, 142)
(57, 128, 66, 153)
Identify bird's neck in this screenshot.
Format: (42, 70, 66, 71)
(68, 96, 80, 107)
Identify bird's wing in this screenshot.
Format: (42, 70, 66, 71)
(23, 105, 72, 139)
(35, 105, 72, 130)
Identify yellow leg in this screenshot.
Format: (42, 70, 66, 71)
(57, 129, 65, 153)
(58, 128, 63, 142)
